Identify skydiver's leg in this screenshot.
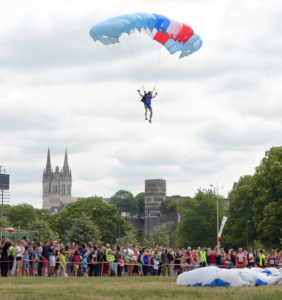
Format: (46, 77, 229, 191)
(145, 108, 148, 120)
(149, 109, 153, 123)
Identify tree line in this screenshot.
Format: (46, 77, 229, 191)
(0, 146, 281, 249)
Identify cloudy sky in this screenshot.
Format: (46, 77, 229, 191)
(1, 0, 281, 208)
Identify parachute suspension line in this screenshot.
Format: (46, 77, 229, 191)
(118, 37, 135, 77)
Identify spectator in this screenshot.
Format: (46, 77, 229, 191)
(127, 244, 136, 276)
(247, 247, 256, 267)
(199, 247, 207, 268)
(207, 248, 216, 266)
(41, 240, 49, 277)
(48, 239, 56, 277)
(236, 248, 246, 267)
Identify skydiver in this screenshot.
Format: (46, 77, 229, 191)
(137, 90, 157, 123)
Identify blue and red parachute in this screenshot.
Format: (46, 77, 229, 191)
(89, 13, 202, 59)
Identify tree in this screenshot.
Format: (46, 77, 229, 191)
(110, 190, 137, 215)
(0, 215, 10, 228)
(175, 189, 225, 248)
(160, 199, 177, 214)
(52, 197, 130, 244)
(135, 192, 145, 217)
(6, 204, 37, 229)
(67, 213, 101, 245)
(251, 146, 282, 248)
(27, 219, 58, 242)
(221, 176, 255, 248)
(144, 224, 170, 248)
(118, 228, 138, 247)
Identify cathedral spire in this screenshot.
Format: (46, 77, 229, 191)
(45, 148, 52, 176)
(63, 148, 70, 176)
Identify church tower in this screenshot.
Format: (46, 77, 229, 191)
(42, 149, 74, 211)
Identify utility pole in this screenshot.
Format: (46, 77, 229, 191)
(246, 220, 251, 250)
(210, 183, 224, 242)
(118, 202, 121, 241)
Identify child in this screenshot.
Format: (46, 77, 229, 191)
(22, 249, 30, 276)
(59, 249, 67, 277)
(153, 255, 160, 276)
(72, 251, 80, 277)
(118, 254, 125, 276)
(124, 251, 129, 276)
(82, 252, 88, 277)
(31, 247, 39, 276)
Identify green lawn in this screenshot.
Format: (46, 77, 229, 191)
(0, 276, 281, 300)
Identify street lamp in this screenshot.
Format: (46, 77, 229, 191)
(118, 202, 122, 241)
(210, 184, 224, 242)
(246, 220, 251, 250)
(55, 219, 73, 245)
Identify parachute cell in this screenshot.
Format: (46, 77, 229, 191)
(89, 13, 202, 58)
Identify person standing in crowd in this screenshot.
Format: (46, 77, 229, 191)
(1, 237, 11, 277)
(124, 249, 130, 276)
(142, 248, 151, 276)
(105, 243, 115, 277)
(97, 245, 103, 277)
(48, 239, 56, 277)
(22, 248, 29, 276)
(41, 240, 50, 277)
(112, 245, 119, 277)
(59, 248, 67, 277)
(88, 245, 96, 277)
(236, 248, 246, 267)
(72, 250, 80, 276)
(215, 246, 222, 266)
(247, 247, 256, 267)
(174, 249, 182, 275)
(118, 250, 125, 276)
(152, 252, 160, 276)
(257, 249, 266, 267)
(207, 248, 216, 266)
(82, 251, 88, 277)
(31, 245, 39, 276)
(37, 242, 43, 276)
(268, 249, 277, 267)
(198, 247, 207, 268)
(127, 244, 136, 276)
(8, 241, 16, 277)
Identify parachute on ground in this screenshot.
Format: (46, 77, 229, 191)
(89, 13, 202, 59)
(177, 267, 282, 287)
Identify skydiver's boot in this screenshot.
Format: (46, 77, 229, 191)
(149, 119, 152, 123)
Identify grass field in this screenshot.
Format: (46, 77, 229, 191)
(0, 276, 281, 300)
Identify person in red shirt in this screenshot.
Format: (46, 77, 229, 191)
(208, 248, 216, 266)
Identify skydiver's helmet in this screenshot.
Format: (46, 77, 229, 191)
(148, 91, 152, 96)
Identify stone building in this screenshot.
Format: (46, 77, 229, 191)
(42, 149, 76, 212)
(144, 179, 180, 237)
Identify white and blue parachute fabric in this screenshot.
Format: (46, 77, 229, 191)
(89, 13, 202, 58)
(177, 267, 282, 287)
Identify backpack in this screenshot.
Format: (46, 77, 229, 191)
(141, 93, 147, 103)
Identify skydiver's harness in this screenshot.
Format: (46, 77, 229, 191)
(140, 87, 155, 104)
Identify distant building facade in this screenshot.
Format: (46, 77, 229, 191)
(144, 179, 180, 237)
(42, 149, 76, 212)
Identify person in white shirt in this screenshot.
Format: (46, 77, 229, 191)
(127, 244, 136, 276)
(15, 240, 25, 277)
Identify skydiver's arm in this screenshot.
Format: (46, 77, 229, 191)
(137, 90, 144, 97)
(152, 92, 158, 99)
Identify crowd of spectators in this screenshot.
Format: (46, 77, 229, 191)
(0, 236, 281, 277)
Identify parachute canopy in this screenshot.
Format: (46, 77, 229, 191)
(177, 267, 282, 287)
(89, 13, 202, 58)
